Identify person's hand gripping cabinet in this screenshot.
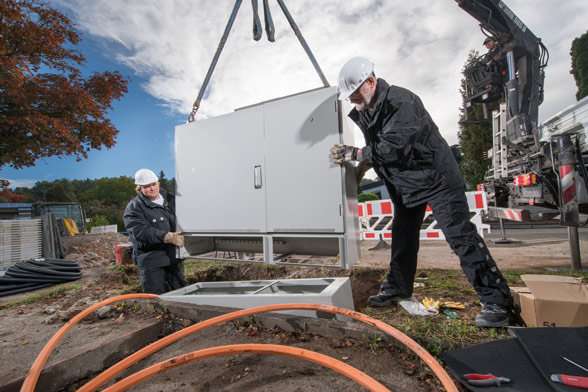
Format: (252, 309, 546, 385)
(330, 144, 372, 184)
(164, 231, 185, 247)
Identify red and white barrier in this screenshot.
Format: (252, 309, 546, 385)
(359, 200, 394, 240)
(496, 208, 526, 221)
(358, 191, 490, 241)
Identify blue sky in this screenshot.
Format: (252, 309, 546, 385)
(2, 0, 588, 188)
(1, 33, 184, 188)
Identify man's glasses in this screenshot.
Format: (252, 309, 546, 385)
(349, 82, 364, 99)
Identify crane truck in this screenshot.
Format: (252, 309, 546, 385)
(457, 0, 588, 268)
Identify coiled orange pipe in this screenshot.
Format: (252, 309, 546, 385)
(20, 293, 158, 392)
(102, 344, 390, 392)
(77, 302, 458, 392)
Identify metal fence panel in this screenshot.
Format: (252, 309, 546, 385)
(0, 219, 43, 269)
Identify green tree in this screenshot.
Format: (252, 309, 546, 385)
(78, 176, 135, 206)
(570, 31, 588, 100)
(158, 171, 175, 193)
(29, 180, 57, 201)
(83, 199, 127, 232)
(45, 181, 76, 202)
(78, 177, 136, 231)
(28, 178, 75, 201)
(70, 178, 96, 200)
(12, 186, 36, 201)
(85, 214, 109, 232)
(458, 50, 494, 189)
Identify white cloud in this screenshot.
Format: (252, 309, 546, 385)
(55, 0, 588, 148)
(5, 179, 37, 189)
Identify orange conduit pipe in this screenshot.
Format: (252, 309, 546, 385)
(79, 303, 458, 392)
(102, 343, 390, 392)
(20, 293, 158, 392)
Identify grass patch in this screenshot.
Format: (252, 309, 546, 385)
(184, 259, 232, 276)
(3, 284, 81, 308)
(109, 264, 138, 274)
(359, 267, 588, 360)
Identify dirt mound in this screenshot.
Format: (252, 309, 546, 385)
(63, 233, 129, 265)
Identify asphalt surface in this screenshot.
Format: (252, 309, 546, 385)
(485, 222, 588, 242)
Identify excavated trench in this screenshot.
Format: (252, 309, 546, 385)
(2, 262, 445, 392)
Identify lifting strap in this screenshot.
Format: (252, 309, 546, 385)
(188, 0, 329, 122)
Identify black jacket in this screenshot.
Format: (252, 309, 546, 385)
(349, 78, 465, 208)
(123, 188, 178, 268)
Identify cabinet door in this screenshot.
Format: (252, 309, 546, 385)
(175, 105, 267, 232)
(264, 87, 345, 233)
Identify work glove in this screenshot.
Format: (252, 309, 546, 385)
(355, 161, 373, 184)
(164, 231, 185, 247)
(331, 144, 362, 164)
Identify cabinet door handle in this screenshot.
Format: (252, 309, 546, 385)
(254, 165, 262, 189)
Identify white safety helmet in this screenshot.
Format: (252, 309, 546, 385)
(338, 57, 375, 100)
(134, 168, 158, 185)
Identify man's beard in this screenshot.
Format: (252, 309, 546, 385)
(353, 89, 374, 111)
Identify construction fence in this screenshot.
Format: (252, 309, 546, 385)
(358, 191, 490, 241)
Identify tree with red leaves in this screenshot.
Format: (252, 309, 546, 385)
(0, 188, 29, 202)
(0, 0, 129, 170)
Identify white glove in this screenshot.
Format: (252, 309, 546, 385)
(164, 232, 185, 247)
(331, 144, 362, 164)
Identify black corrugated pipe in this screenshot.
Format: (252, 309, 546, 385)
(0, 259, 83, 297)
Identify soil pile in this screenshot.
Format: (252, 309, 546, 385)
(62, 232, 129, 267)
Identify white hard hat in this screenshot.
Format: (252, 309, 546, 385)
(338, 57, 374, 100)
(134, 168, 158, 185)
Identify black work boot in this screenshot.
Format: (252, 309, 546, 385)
(367, 293, 402, 307)
(475, 303, 510, 327)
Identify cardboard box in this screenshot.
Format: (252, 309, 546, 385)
(510, 275, 588, 328)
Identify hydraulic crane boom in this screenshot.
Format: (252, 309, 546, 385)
(457, 0, 587, 270)
(457, 0, 548, 148)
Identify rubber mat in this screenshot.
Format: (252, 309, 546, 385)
(514, 327, 588, 392)
(442, 337, 553, 391)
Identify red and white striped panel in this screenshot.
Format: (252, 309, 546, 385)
(358, 200, 394, 240)
(499, 208, 524, 222)
(466, 191, 488, 211)
(420, 210, 445, 240)
(559, 164, 579, 224)
(362, 200, 394, 217)
(362, 231, 393, 240)
(358, 191, 490, 241)
(421, 231, 443, 239)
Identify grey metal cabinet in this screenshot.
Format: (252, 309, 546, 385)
(175, 86, 359, 268)
(175, 104, 267, 233)
(264, 87, 344, 233)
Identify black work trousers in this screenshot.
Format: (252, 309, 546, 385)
(139, 261, 187, 295)
(380, 187, 511, 307)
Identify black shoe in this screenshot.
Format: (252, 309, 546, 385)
(367, 293, 401, 307)
(475, 303, 510, 327)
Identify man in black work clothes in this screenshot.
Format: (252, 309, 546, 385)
(331, 57, 512, 327)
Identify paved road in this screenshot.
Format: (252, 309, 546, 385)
(485, 223, 588, 243)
